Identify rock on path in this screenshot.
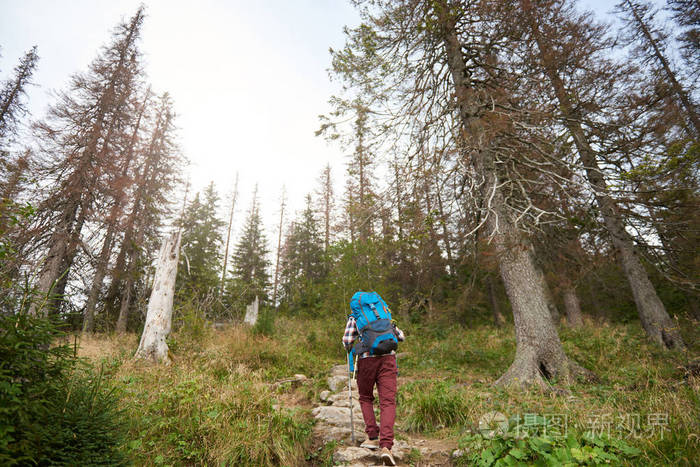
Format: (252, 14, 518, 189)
(312, 364, 456, 466)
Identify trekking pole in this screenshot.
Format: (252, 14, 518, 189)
(347, 347, 356, 444)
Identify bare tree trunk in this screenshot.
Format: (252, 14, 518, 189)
(115, 278, 132, 333)
(688, 295, 700, 321)
(244, 295, 259, 326)
(438, 4, 593, 387)
(135, 231, 181, 364)
(82, 227, 115, 332)
(562, 282, 584, 327)
(272, 188, 286, 307)
(435, 183, 455, 277)
(321, 164, 333, 251)
(28, 199, 81, 316)
(523, 0, 685, 350)
(488, 274, 506, 327)
(28, 229, 70, 317)
(220, 172, 238, 297)
(538, 270, 560, 324)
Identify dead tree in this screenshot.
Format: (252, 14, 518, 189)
(272, 187, 286, 307)
(29, 9, 145, 317)
(82, 89, 150, 332)
(325, 0, 594, 387)
(220, 172, 239, 297)
(135, 231, 181, 364)
(521, 0, 685, 350)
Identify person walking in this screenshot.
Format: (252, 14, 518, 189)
(342, 291, 405, 466)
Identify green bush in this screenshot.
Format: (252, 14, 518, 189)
(252, 308, 276, 337)
(0, 313, 126, 465)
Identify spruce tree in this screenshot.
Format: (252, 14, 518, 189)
(29, 8, 145, 316)
(177, 182, 225, 302)
(0, 46, 38, 144)
(280, 194, 324, 310)
(227, 187, 271, 310)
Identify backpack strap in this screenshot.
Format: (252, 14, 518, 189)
(369, 303, 381, 319)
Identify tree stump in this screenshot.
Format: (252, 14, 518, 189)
(244, 296, 259, 326)
(135, 231, 181, 364)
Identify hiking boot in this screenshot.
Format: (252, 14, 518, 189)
(360, 438, 379, 450)
(380, 447, 396, 466)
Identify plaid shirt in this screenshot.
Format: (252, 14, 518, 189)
(342, 315, 405, 358)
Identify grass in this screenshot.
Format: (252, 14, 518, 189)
(77, 312, 699, 466)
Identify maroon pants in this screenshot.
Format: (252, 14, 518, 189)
(356, 354, 397, 449)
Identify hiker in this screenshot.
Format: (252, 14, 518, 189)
(342, 291, 405, 466)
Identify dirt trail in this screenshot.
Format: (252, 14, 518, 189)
(311, 363, 457, 466)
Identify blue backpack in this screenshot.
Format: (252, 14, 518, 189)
(349, 291, 399, 356)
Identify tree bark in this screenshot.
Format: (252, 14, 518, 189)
(28, 199, 81, 316)
(523, 0, 685, 350)
(115, 278, 132, 333)
(562, 282, 584, 328)
(487, 274, 506, 327)
(244, 295, 259, 326)
(135, 231, 181, 364)
(438, 2, 593, 387)
(82, 227, 114, 332)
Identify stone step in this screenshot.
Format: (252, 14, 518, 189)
(328, 374, 358, 392)
(312, 406, 365, 428)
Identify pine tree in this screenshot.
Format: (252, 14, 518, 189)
(520, 0, 686, 350)
(0, 47, 39, 287)
(109, 92, 182, 332)
(327, 0, 595, 387)
(616, 0, 699, 135)
(667, 0, 700, 77)
(280, 194, 324, 310)
(81, 89, 151, 332)
(0, 46, 38, 143)
(315, 164, 335, 252)
(29, 8, 145, 316)
(227, 186, 271, 309)
(177, 182, 225, 302)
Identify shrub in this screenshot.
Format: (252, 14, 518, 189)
(252, 308, 276, 337)
(0, 313, 126, 465)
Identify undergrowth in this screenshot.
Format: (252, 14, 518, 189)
(0, 314, 126, 466)
(72, 311, 698, 466)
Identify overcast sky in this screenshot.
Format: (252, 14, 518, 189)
(1, 0, 623, 247)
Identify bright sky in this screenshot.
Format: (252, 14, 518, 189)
(1, 0, 361, 245)
(0, 0, 625, 247)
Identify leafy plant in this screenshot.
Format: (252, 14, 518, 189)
(458, 420, 642, 466)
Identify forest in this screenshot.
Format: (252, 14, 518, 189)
(0, 0, 698, 465)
